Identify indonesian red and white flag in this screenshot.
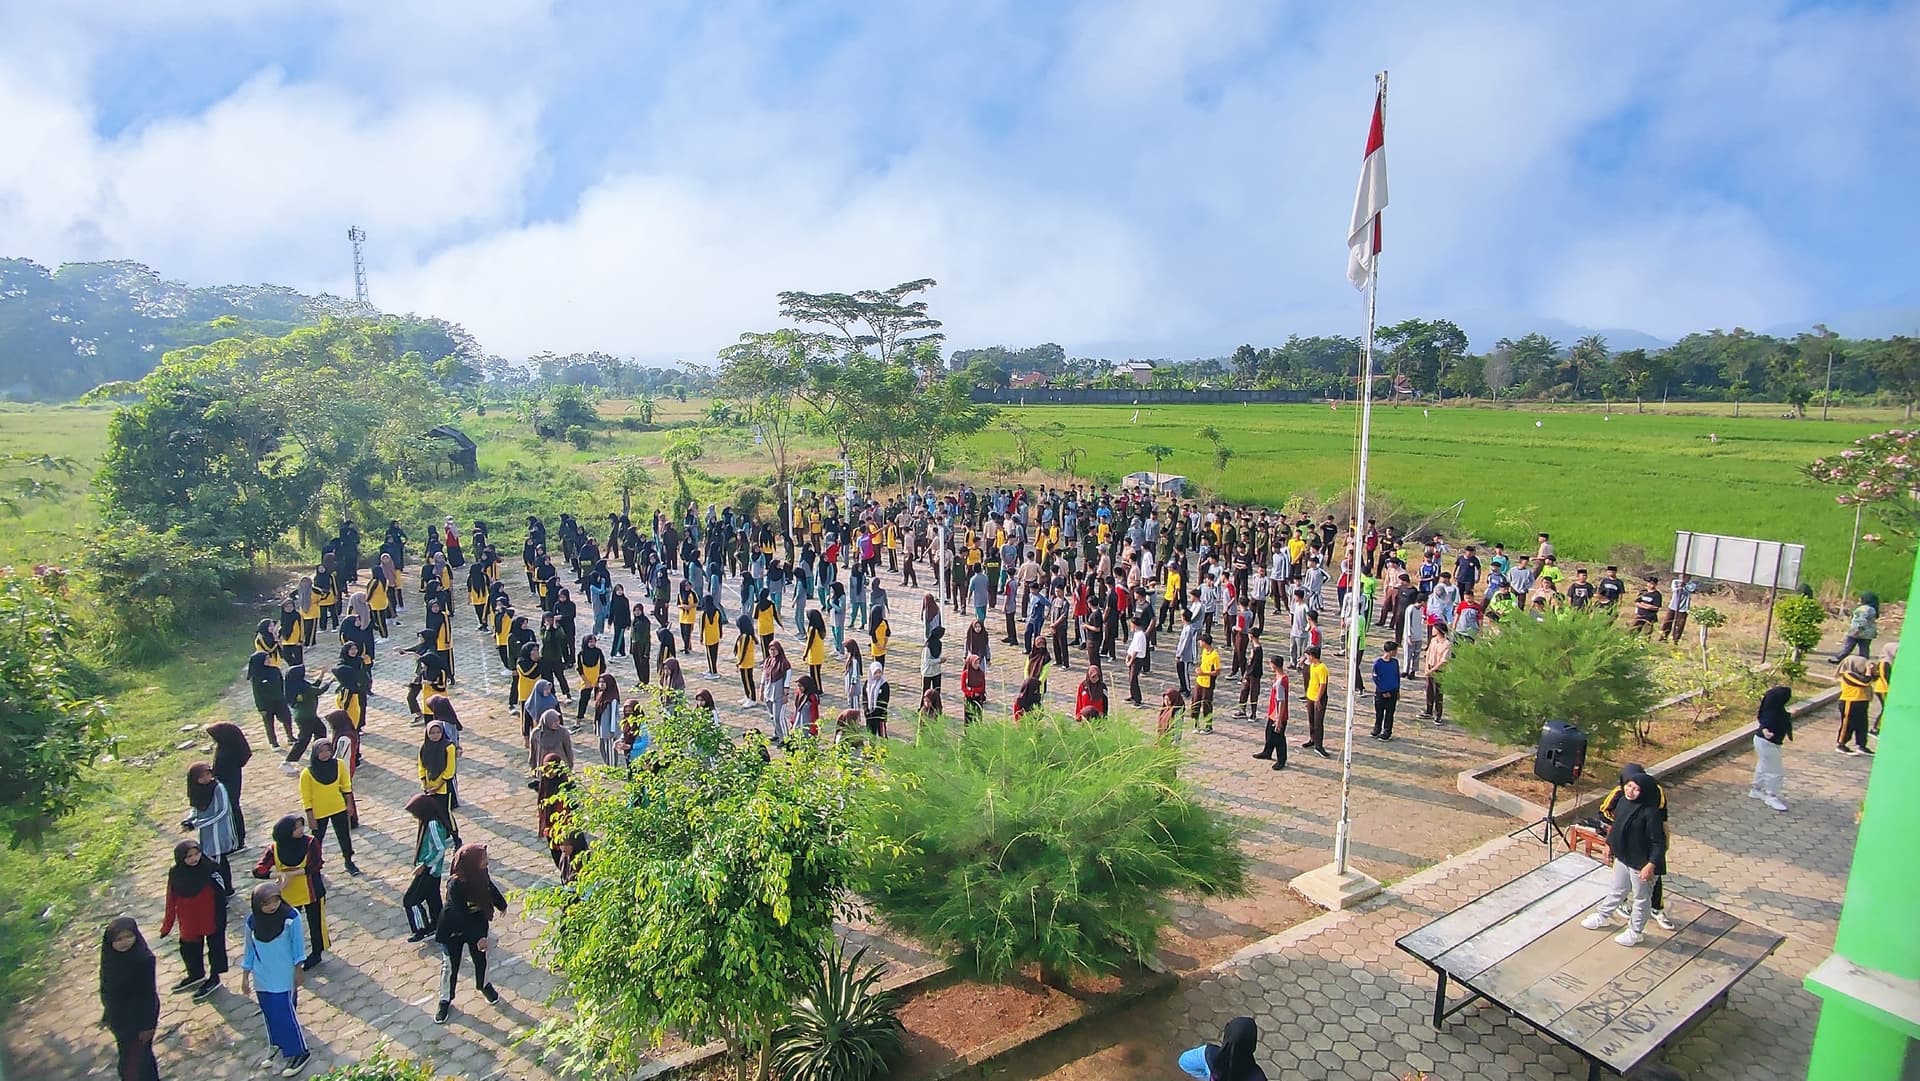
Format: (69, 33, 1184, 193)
(1346, 89, 1387, 290)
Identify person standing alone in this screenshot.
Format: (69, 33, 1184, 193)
(1371, 640, 1401, 741)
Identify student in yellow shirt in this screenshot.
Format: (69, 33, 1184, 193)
(418, 720, 458, 817)
(803, 609, 828, 688)
(871, 614, 891, 667)
(735, 615, 760, 705)
(701, 597, 726, 676)
(298, 742, 361, 876)
(1190, 634, 1222, 733)
(1301, 646, 1330, 757)
(1837, 655, 1874, 754)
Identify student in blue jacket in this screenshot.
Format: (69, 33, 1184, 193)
(240, 883, 312, 1076)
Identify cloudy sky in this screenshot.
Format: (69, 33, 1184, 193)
(2, 0, 1916, 362)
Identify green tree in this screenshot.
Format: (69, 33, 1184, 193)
(1378, 318, 1469, 397)
(1562, 334, 1609, 399)
(0, 453, 76, 517)
(777, 279, 945, 363)
(1613, 349, 1655, 413)
(528, 707, 878, 1080)
(1229, 344, 1259, 388)
(602, 456, 652, 518)
(0, 569, 111, 847)
(82, 523, 225, 656)
(1871, 336, 1920, 419)
(1774, 593, 1826, 661)
(1442, 610, 1660, 753)
(854, 713, 1248, 986)
(717, 330, 813, 508)
(1143, 443, 1175, 469)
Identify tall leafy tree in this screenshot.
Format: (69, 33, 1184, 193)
(777, 279, 945, 363)
(716, 330, 814, 504)
(1379, 318, 1469, 397)
(1871, 336, 1920, 419)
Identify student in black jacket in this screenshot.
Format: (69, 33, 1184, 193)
(99, 916, 161, 1081)
(435, 843, 507, 1025)
(1750, 685, 1792, 813)
(1581, 764, 1668, 947)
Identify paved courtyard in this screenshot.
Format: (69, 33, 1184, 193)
(0, 544, 1866, 1080)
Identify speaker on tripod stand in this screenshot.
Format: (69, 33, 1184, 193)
(1511, 720, 1587, 859)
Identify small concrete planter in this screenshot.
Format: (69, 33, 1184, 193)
(1456, 687, 1841, 825)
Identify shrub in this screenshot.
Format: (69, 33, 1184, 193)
(769, 944, 904, 1081)
(81, 523, 226, 657)
(311, 1048, 443, 1081)
(854, 712, 1248, 985)
(0, 569, 111, 848)
(1774, 593, 1825, 658)
(564, 424, 593, 450)
(1442, 609, 1659, 755)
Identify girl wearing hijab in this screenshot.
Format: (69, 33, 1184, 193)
(419, 720, 458, 817)
(575, 635, 607, 721)
(793, 673, 822, 739)
(735, 615, 760, 706)
(368, 557, 394, 639)
(536, 753, 586, 878)
(99, 916, 162, 1081)
(204, 721, 253, 847)
(240, 883, 311, 1076)
(919, 686, 944, 720)
(1012, 676, 1043, 722)
(920, 626, 946, 695)
(700, 594, 725, 677)
(1177, 1015, 1266, 1081)
(1751, 685, 1793, 812)
(1873, 641, 1897, 732)
(343, 591, 376, 662)
(632, 606, 655, 685)
(960, 654, 987, 724)
(256, 618, 283, 669)
(1074, 664, 1110, 721)
(330, 643, 368, 755)
(965, 615, 992, 667)
(425, 693, 464, 749)
(512, 641, 541, 713)
(312, 563, 338, 633)
(829, 581, 847, 654)
(468, 561, 492, 630)
(1837, 655, 1876, 754)
(1832, 591, 1880, 661)
(299, 742, 360, 877)
(277, 596, 306, 669)
(521, 676, 561, 745)
(529, 707, 576, 773)
(660, 654, 687, 699)
(1157, 687, 1188, 746)
(249, 643, 292, 750)
(259, 815, 326, 971)
(679, 580, 699, 654)
(862, 661, 891, 739)
(280, 665, 331, 772)
(843, 640, 866, 712)
(803, 609, 828, 689)
(182, 762, 239, 895)
(591, 674, 623, 765)
(1582, 764, 1668, 947)
(160, 839, 229, 999)
(402, 792, 455, 942)
(435, 844, 507, 1024)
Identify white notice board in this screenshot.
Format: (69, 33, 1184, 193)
(1673, 531, 1803, 590)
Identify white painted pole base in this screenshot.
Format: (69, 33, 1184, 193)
(1290, 862, 1384, 912)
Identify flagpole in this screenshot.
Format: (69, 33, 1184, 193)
(1295, 70, 1388, 911)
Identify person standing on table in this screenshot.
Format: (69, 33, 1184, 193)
(1582, 764, 1668, 947)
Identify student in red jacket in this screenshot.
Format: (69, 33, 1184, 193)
(1074, 664, 1110, 720)
(160, 838, 230, 1000)
(960, 654, 987, 724)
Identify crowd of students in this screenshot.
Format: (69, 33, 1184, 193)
(93, 484, 1888, 1079)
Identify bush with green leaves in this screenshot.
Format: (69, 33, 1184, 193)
(1774, 593, 1826, 658)
(1442, 609, 1660, 755)
(527, 705, 879, 1081)
(310, 1048, 442, 1081)
(0, 568, 111, 848)
(81, 523, 226, 657)
(770, 944, 904, 1081)
(854, 711, 1248, 986)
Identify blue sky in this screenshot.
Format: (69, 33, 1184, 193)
(1, 0, 1915, 361)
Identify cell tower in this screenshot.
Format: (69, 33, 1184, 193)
(347, 226, 370, 309)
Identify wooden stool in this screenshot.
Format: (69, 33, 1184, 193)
(1567, 824, 1610, 861)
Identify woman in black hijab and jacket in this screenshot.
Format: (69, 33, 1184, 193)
(99, 915, 162, 1081)
(1751, 684, 1793, 812)
(1177, 1015, 1265, 1080)
(1582, 764, 1669, 947)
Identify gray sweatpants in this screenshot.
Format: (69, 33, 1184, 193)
(1751, 735, 1784, 798)
(1592, 859, 1653, 935)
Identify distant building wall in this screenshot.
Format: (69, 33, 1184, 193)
(970, 387, 1314, 405)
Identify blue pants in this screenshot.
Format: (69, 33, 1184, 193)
(258, 989, 308, 1059)
(1178, 1045, 1209, 1079)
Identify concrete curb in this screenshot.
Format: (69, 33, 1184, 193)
(1455, 687, 1843, 825)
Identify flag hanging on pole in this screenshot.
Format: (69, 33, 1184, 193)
(1346, 86, 1388, 290)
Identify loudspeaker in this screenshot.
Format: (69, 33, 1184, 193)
(1533, 720, 1587, 786)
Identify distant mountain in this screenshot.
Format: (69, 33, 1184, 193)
(0, 258, 362, 400)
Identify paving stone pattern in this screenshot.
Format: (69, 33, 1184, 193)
(0, 545, 1865, 1080)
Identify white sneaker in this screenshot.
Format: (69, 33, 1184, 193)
(1614, 929, 1645, 947)
(1764, 796, 1789, 812)
(280, 761, 300, 775)
(1581, 913, 1614, 930)
(1747, 788, 1764, 800)
(1652, 910, 1677, 932)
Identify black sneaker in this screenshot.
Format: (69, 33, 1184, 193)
(344, 860, 363, 877)
(1836, 745, 1856, 755)
(434, 1001, 451, 1024)
(1270, 762, 1285, 771)
(301, 956, 323, 972)
(172, 975, 201, 994)
(1860, 745, 1875, 755)
(1251, 753, 1272, 760)
(1313, 745, 1331, 759)
(481, 983, 501, 1004)
(282, 1052, 312, 1077)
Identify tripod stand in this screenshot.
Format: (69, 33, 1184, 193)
(1509, 781, 1573, 861)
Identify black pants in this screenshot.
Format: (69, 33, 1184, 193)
(259, 704, 293, 748)
(315, 810, 354, 862)
(544, 662, 571, 697)
(577, 686, 595, 720)
(1238, 674, 1262, 715)
(320, 604, 339, 631)
(404, 870, 443, 934)
(1129, 656, 1145, 704)
(740, 669, 757, 701)
(1258, 720, 1289, 766)
(1305, 697, 1326, 747)
(1373, 689, 1399, 738)
(680, 623, 693, 652)
(114, 1029, 160, 1081)
(178, 905, 230, 982)
(1176, 661, 1191, 697)
(1838, 699, 1870, 750)
(440, 940, 488, 1003)
(706, 644, 720, 673)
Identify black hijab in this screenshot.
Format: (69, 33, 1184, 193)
(1757, 685, 1792, 728)
(169, 840, 216, 899)
(284, 662, 315, 700)
(307, 741, 340, 786)
(1206, 1016, 1265, 1081)
(187, 762, 219, 811)
(250, 883, 294, 943)
(98, 916, 156, 1016)
(205, 721, 252, 770)
(420, 721, 451, 777)
(272, 814, 308, 869)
